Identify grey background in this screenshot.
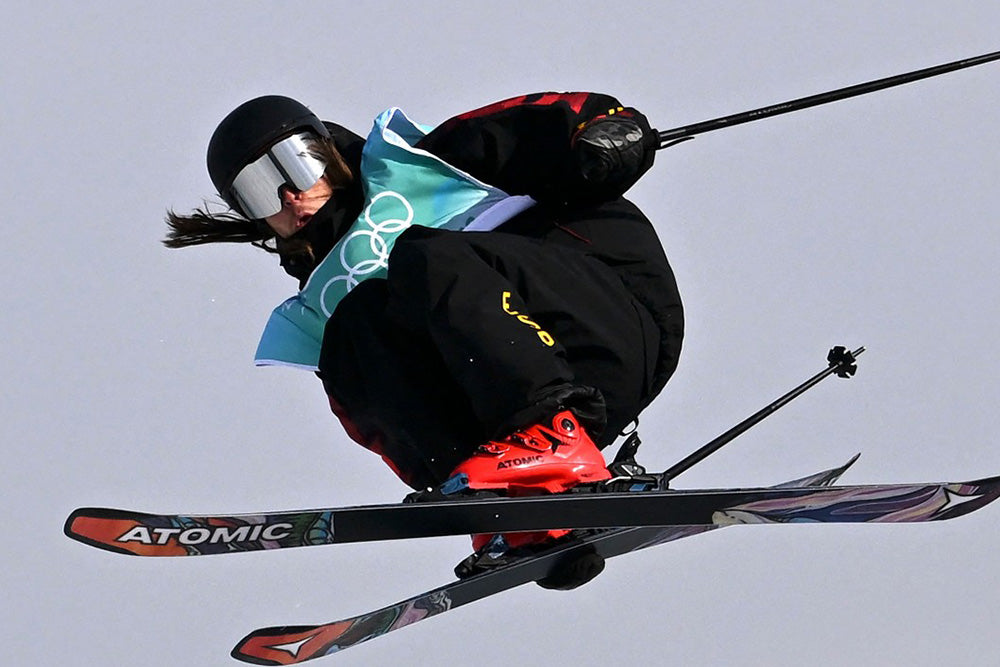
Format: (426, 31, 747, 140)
(4, 2, 999, 665)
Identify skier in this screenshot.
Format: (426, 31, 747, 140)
(165, 92, 684, 587)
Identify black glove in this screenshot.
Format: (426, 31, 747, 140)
(571, 114, 656, 198)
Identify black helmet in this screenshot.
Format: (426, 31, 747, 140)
(207, 95, 331, 218)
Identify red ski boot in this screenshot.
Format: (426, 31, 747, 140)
(446, 409, 611, 497)
(444, 410, 611, 584)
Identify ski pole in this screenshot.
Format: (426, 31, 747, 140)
(656, 50, 1000, 147)
(661, 346, 865, 482)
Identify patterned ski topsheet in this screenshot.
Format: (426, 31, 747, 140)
(65, 469, 1000, 557)
(231, 526, 695, 665)
(229, 459, 859, 664)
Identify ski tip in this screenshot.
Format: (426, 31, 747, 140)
(232, 625, 329, 665)
(64, 508, 134, 556)
(816, 453, 862, 486)
(933, 474, 1000, 522)
(824, 452, 861, 480)
(230, 637, 277, 665)
(64, 508, 118, 545)
(774, 453, 863, 488)
(63, 507, 176, 556)
(231, 640, 280, 665)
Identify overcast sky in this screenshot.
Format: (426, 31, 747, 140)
(4, 2, 1000, 665)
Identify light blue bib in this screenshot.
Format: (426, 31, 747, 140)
(254, 107, 534, 370)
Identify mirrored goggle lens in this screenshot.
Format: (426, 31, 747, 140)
(230, 133, 327, 219)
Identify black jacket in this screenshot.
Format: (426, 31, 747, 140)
(416, 92, 682, 403)
(314, 93, 684, 488)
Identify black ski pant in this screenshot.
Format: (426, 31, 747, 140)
(318, 225, 662, 489)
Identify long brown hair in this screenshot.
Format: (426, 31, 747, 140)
(163, 135, 355, 254)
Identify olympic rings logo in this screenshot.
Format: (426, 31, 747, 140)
(319, 191, 414, 317)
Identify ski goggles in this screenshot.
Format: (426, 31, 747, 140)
(228, 132, 327, 219)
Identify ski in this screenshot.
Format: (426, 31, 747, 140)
(231, 526, 682, 665)
(229, 458, 857, 664)
(65, 463, 1000, 557)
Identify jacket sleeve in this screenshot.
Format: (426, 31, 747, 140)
(416, 92, 655, 204)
